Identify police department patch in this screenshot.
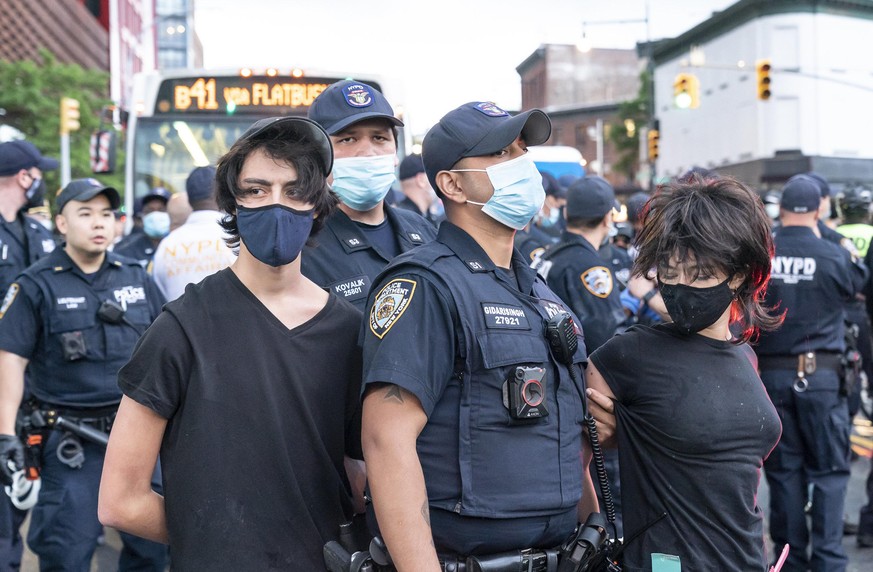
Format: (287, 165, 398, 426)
(474, 102, 509, 117)
(0, 284, 19, 320)
(369, 279, 416, 339)
(344, 84, 374, 108)
(580, 266, 613, 298)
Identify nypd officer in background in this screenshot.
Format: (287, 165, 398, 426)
(755, 175, 855, 572)
(0, 140, 59, 570)
(361, 102, 597, 571)
(535, 176, 629, 356)
(302, 80, 436, 310)
(0, 179, 167, 571)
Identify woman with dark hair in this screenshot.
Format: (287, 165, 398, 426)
(585, 175, 784, 571)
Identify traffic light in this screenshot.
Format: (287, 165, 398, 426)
(60, 97, 81, 134)
(647, 129, 660, 162)
(756, 59, 772, 100)
(673, 73, 700, 109)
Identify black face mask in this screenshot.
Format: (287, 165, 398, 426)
(658, 277, 735, 335)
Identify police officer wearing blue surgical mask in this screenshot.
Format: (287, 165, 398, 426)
(302, 80, 436, 310)
(114, 187, 172, 269)
(361, 102, 597, 571)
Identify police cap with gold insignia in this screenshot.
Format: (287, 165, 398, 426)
(308, 80, 403, 136)
(239, 116, 334, 176)
(422, 102, 551, 191)
(56, 178, 121, 214)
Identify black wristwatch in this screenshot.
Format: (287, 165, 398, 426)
(641, 289, 657, 305)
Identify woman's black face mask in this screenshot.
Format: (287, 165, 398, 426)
(658, 277, 735, 335)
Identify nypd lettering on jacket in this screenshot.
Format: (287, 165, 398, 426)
(771, 256, 817, 283)
(481, 303, 530, 330)
(114, 285, 147, 310)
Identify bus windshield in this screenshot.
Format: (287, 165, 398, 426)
(131, 116, 255, 198)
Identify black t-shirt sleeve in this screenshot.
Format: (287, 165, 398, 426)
(118, 309, 192, 419)
(344, 339, 364, 460)
(362, 271, 456, 417)
(589, 328, 640, 404)
(0, 277, 42, 359)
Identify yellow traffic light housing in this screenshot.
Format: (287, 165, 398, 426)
(672, 73, 700, 109)
(647, 129, 660, 162)
(756, 59, 772, 100)
(60, 97, 81, 134)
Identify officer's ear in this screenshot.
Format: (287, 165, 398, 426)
(54, 213, 68, 236)
(436, 171, 467, 206)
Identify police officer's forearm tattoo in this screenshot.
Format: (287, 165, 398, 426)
(383, 385, 405, 404)
(421, 499, 430, 525)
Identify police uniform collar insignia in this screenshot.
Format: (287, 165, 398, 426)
(344, 84, 374, 108)
(369, 279, 416, 339)
(407, 232, 423, 244)
(466, 260, 487, 272)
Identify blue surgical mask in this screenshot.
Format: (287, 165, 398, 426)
(330, 154, 396, 211)
(539, 206, 562, 229)
(142, 211, 171, 239)
(236, 204, 313, 267)
(454, 154, 546, 230)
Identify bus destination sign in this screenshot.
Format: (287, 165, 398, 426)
(155, 76, 374, 115)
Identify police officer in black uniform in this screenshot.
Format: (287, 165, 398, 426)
(515, 171, 563, 263)
(0, 179, 168, 571)
(535, 176, 627, 356)
(0, 140, 60, 570)
(756, 175, 855, 572)
(396, 153, 445, 228)
(361, 102, 596, 571)
(302, 80, 437, 310)
(114, 187, 171, 268)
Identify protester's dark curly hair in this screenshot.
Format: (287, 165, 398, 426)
(633, 174, 784, 343)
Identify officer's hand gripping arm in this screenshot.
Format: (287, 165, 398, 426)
(584, 364, 617, 448)
(361, 384, 441, 572)
(0, 350, 27, 486)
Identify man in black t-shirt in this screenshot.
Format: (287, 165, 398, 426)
(99, 117, 365, 570)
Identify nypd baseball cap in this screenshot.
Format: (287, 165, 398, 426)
(308, 80, 403, 135)
(239, 116, 333, 176)
(565, 176, 618, 219)
(422, 102, 552, 190)
(56, 178, 121, 213)
(0, 140, 59, 176)
(780, 174, 821, 213)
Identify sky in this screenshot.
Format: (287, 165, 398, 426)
(195, 0, 736, 137)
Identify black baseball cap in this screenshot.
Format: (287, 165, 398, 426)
(308, 80, 403, 135)
(398, 153, 425, 181)
(780, 174, 821, 213)
(565, 176, 617, 219)
(56, 178, 121, 213)
(422, 102, 551, 190)
(805, 171, 831, 198)
(239, 116, 333, 176)
(186, 165, 216, 202)
(0, 140, 59, 176)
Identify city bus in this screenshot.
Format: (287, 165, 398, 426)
(124, 68, 386, 226)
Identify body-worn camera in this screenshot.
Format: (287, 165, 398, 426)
(503, 365, 548, 421)
(60, 331, 87, 361)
